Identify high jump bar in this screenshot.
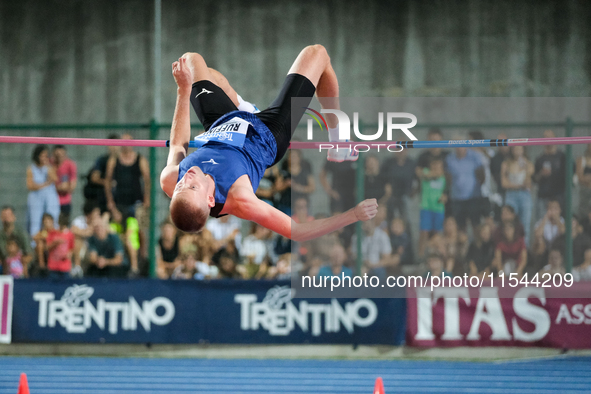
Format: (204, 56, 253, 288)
(0, 135, 590, 149)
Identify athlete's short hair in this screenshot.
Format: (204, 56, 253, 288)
(169, 194, 209, 233)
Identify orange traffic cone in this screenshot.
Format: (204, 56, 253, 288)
(17, 373, 29, 394)
(373, 377, 385, 394)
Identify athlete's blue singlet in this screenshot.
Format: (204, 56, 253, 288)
(178, 110, 277, 217)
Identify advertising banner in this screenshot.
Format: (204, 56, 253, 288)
(0, 276, 13, 344)
(13, 279, 405, 345)
(406, 283, 591, 348)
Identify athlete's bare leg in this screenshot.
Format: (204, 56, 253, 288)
(178, 53, 241, 108)
(287, 45, 339, 128)
(208, 68, 240, 107)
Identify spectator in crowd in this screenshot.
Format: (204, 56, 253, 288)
(255, 167, 277, 206)
(466, 223, 495, 276)
(539, 248, 565, 276)
(319, 160, 357, 249)
(580, 211, 591, 239)
(265, 253, 292, 280)
(26, 145, 60, 237)
(423, 252, 451, 279)
(291, 197, 314, 260)
(416, 129, 449, 226)
(442, 216, 469, 274)
(156, 220, 181, 279)
(206, 215, 242, 251)
(534, 200, 565, 246)
(194, 255, 219, 280)
(86, 219, 128, 277)
(84, 134, 120, 213)
(576, 144, 591, 218)
(217, 253, 242, 279)
(318, 243, 352, 278)
(529, 222, 549, 276)
(390, 217, 413, 266)
(573, 249, 591, 282)
(70, 201, 101, 274)
(492, 205, 525, 244)
(494, 222, 527, 276)
(489, 132, 511, 199)
(274, 158, 292, 215)
(501, 146, 534, 244)
(104, 133, 150, 266)
(306, 220, 343, 264)
(0, 206, 33, 275)
(469, 130, 496, 220)
(571, 216, 591, 268)
(418, 158, 447, 256)
(45, 214, 75, 279)
(319, 160, 356, 215)
(273, 233, 292, 260)
(171, 252, 197, 280)
(302, 255, 323, 278)
(32, 213, 55, 273)
(381, 148, 417, 221)
(552, 215, 591, 267)
(3, 237, 26, 278)
(191, 230, 217, 265)
(213, 239, 242, 279)
(533, 130, 566, 221)
(350, 218, 392, 278)
(424, 232, 447, 261)
(292, 197, 314, 224)
(52, 145, 77, 220)
(445, 134, 485, 232)
(373, 205, 389, 232)
(288, 150, 315, 204)
(416, 128, 449, 175)
(109, 211, 140, 276)
(364, 154, 390, 204)
(241, 223, 272, 278)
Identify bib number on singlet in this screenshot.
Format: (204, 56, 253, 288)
(194, 117, 250, 148)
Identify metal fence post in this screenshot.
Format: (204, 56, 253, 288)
(355, 134, 365, 277)
(565, 117, 574, 273)
(148, 119, 159, 278)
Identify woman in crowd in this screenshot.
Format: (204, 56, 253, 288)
(26, 145, 60, 237)
(494, 222, 527, 276)
(442, 216, 469, 275)
(156, 220, 181, 279)
(501, 146, 534, 244)
(576, 144, 591, 218)
(288, 149, 315, 204)
(466, 223, 495, 276)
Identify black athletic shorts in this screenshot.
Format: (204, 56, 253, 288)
(190, 73, 316, 164)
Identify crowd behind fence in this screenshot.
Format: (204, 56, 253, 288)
(1, 123, 591, 283)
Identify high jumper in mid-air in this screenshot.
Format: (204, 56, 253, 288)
(159, 44, 377, 240)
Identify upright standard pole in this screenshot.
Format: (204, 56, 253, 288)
(564, 117, 574, 273)
(149, 0, 162, 278)
(148, 120, 159, 278)
(355, 127, 365, 277)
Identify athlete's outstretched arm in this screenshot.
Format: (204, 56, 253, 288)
(160, 58, 193, 197)
(229, 186, 378, 241)
(168, 57, 193, 162)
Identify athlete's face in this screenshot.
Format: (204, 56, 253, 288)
(174, 166, 215, 208)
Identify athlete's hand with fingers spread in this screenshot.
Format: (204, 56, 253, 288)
(172, 57, 192, 95)
(354, 199, 378, 221)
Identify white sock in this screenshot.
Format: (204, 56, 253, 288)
(328, 126, 341, 142)
(236, 94, 258, 113)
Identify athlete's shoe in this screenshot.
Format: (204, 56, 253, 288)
(327, 146, 359, 162)
(237, 94, 260, 113)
